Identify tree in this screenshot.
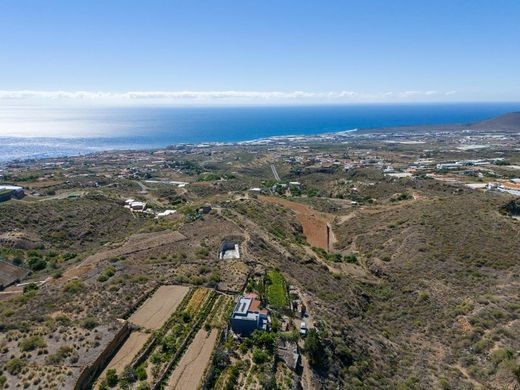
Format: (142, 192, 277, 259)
(304, 329, 325, 367)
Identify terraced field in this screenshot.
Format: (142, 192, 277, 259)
(98, 331, 150, 377)
(96, 287, 233, 389)
(128, 285, 190, 330)
(166, 328, 220, 389)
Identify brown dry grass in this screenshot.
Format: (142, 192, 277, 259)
(129, 285, 190, 330)
(102, 331, 150, 374)
(60, 230, 187, 281)
(166, 328, 219, 390)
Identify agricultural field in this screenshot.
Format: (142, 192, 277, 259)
(99, 331, 150, 378)
(166, 328, 219, 389)
(266, 270, 288, 309)
(128, 285, 190, 330)
(96, 287, 233, 389)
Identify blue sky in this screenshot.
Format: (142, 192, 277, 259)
(1, 0, 519, 104)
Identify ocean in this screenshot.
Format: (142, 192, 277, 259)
(0, 103, 519, 162)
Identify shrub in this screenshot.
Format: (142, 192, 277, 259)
(5, 358, 26, 375)
(251, 330, 275, 351)
(62, 252, 77, 261)
(513, 365, 520, 383)
(55, 314, 71, 326)
(46, 345, 74, 364)
(304, 329, 325, 368)
(27, 257, 47, 271)
(23, 283, 39, 294)
(137, 382, 150, 390)
(135, 365, 147, 381)
(106, 369, 118, 387)
(63, 279, 85, 293)
(81, 317, 98, 330)
(252, 348, 269, 364)
(19, 335, 46, 352)
(98, 266, 116, 282)
(344, 254, 358, 264)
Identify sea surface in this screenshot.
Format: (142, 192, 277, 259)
(0, 103, 519, 162)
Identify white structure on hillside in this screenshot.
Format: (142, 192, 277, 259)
(219, 241, 240, 260)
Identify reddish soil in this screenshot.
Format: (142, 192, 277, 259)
(259, 196, 333, 250)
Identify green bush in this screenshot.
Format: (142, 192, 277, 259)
(304, 329, 325, 367)
(106, 369, 118, 387)
(344, 254, 358, 264)
(63, 279, 85, 293)
(98, 266, 116, 282)
(27, 256, 47, 271)
(55, 314, 71, 326)
(251, 330, 275, 351)
(23, 283, 39, 294)
(62, 252, 77, 261)
(136, 365, 147, 381)
(81, 317, 98, 330)
(252, 348, 270, 364)
(18, 335, 46, 352)
(5, 358, 26, 375)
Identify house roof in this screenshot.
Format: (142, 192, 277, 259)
(249, 299, 261, 312)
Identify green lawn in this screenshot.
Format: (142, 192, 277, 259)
(266, 271, 288, 308)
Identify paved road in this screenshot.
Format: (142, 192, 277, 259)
(270, 164, 281, 181)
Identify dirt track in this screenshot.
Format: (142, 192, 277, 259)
(259, 196, 333, 250)
(166, 328, 219, 389)
(129, 285, 190, 330)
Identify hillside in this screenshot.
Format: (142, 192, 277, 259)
(472, 112, 520, 131)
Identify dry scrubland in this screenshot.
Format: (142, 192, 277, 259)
(1, 135, 520, 389)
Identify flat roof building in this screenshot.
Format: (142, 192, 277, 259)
(0, 185, 24, 202)
(230, 293, 269, 336)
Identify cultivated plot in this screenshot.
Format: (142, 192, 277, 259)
(128, 285, 190, 330)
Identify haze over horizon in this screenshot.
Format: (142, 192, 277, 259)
(1, 0, 520, 108)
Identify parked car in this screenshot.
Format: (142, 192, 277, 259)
(299, 321, 307, 336)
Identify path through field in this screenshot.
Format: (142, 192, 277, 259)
(166, 328, 219, 389)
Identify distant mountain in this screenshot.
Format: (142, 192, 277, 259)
(472, 111, 520, 130)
